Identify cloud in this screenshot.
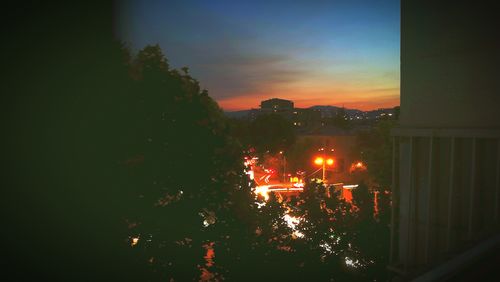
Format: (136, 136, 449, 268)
(182, 46, 311, 99)
(118, 0, 400, 112)
(199, 53, 290, 68)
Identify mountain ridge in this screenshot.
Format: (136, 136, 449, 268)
(224, 105, 398, 118)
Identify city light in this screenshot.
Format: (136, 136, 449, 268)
(131, 236, 139, 247)
(314, 157, 334, 166)
(345, 257, 362, 268)
(314, 154, 335, 183)
(254, 185, 270, 201)
(314, 157, 324, 165)
(293, 182, 304, 188)
(283, 214, 304, 238)
(349, 161, 367, 173)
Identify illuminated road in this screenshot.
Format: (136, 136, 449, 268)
(266, 183, 303, 192)
(254, 183, 303, 200)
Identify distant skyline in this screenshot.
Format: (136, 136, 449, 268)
(116, 0, 400, 111)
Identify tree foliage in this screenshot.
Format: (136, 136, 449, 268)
(111, 44, 259, 280)
(101, 44, 392, 280)
(355, 120, 397, 188)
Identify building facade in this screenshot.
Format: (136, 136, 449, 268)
(390, 1, 500, 277)
(260, 98, 294, 111)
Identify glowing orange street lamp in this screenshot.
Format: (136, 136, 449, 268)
(314, 156, 334, 183)
(314, 157, 324, 166)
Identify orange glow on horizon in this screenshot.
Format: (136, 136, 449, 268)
(216, 79, 399, 111)
(218, 94, 400, 112)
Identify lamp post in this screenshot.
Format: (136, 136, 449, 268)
(279, 151, 286, 183)
(314, 156, 334, 183)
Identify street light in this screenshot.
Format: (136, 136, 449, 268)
(279, 151, 286, 183)
(314, 157, 324, 166)
(313, 156, 334, 183)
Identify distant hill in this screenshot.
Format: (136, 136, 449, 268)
(308, 105, 343, 111)
(224, 105, 397, 119)
(364, 108, 396, 119)
(308, 105, 364, 118)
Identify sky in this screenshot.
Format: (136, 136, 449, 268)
(116, 0, 400, 111)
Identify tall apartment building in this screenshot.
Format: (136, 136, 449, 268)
(260, 98, 294, 111)
(390, 1, 500, 275)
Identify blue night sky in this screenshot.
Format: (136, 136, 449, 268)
(116, 0, 400, 111)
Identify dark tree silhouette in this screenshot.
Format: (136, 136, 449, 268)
(111, 44, 258, 281)
(356, 120, 397, 188)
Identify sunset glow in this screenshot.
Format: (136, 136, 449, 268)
(117, 0, 400, 111)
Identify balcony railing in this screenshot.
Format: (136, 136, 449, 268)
(389, 127, 500, 277)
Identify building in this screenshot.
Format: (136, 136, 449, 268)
(260, 98, 294, 112)
(248, 98, 321, 131)
(390, 1, 500, 279)
(291, 108, 322, 129)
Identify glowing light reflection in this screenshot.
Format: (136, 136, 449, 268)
(254, 185, 270, 201)
(283, 214, 304, 238)
(131, 236, 139, 247)
(345, 257, 362, 268)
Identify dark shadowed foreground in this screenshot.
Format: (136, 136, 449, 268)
(2, 2, 394, 281)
